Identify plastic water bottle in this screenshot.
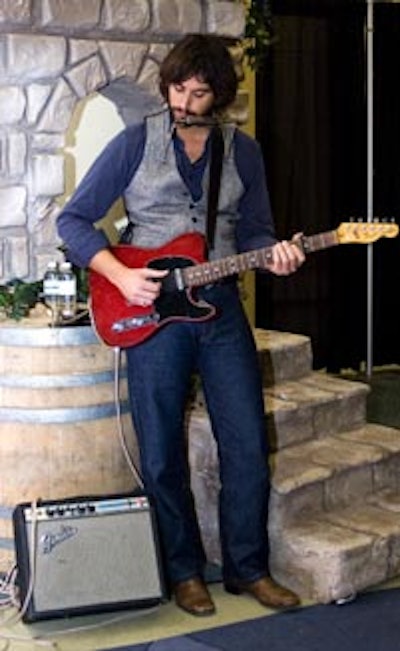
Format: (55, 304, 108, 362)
(58, 261, 77, 320)
(43, 261, 60, 321)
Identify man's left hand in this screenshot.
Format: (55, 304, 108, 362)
(267, 233, 305, 276)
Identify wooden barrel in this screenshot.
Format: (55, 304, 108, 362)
(0, 321, 138, 571)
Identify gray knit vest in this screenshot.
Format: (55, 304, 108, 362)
(123, 109, 244, 260)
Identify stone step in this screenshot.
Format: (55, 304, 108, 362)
(254, 329, 313, 387)
(264, 371, 369, 450)
(191, 370, 370, 452)
(270, 422, 400, 529)
(269, 488, 400, 604)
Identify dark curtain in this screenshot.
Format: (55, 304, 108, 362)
(256, 0, 399, 371)
(371, 6, 400, 368)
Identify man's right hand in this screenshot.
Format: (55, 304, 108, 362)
(89, 248, 168, 307)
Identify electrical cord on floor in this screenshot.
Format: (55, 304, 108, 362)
(0, 566, 18, 610)
(0, 500, 58, 648)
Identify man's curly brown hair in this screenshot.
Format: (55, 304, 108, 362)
(159, 34, 238, 113)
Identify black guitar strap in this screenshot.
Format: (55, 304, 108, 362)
(206, 126, 225, 257)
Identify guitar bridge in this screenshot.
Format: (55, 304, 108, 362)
(111, 312, 160, 333)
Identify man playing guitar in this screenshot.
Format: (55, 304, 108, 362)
(57, 33, 304, 617)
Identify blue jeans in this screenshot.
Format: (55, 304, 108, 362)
(126, 282, 270, 585)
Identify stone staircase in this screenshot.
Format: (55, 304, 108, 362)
(188, 328, 400, 604)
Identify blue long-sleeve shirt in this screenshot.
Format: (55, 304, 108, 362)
(57, 122, 277, 269)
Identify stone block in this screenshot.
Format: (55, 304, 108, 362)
(69, 39, 98, 65)
(324, 464, 374, 510)
(303, 373, 369, 435)
(103, 0, 150, 32)
(271, 442, 334, 495)
(269, 481, 325, 532)
(0, 0, 31, 23)
(26, 83, 53, 126)
(152, 0, 202, 33)
(4, 235, 29, 278)
(0, 131, 27, 179)
(339, 422, 400, 454)
(99, 41, 147, 81)
(6, 131, 27, 177)
(65, 55, 108, 98)
(7, 34, 66, 82)
(327, 499, 400, 577)
(31, 134, 65, 151)
(30, 154, 64, 197)
(0, 86, 25, 124)
(264, 391, 314, 449)
(270, 517, 389, 603)
(40, 0, 101, 28)
(254, 329, 313, 386)
(207, 0, 245, 38)
(368, 488, 400, 513)
(266, 375, 369, 446)
(37, 78, 77, 133)
(0, 186, 26, 227)
(373, 454, 400, 493)
(268, 374, 369, 440)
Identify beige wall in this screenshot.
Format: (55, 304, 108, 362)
(240, 64, 256, 325)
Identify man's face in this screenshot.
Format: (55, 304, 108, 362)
(168, 76, 215, 122)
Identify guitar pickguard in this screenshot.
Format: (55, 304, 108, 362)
(89, 237, 216, 348)
(113, 256, 215, 338)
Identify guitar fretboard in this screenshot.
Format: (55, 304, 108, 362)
(182, 229, 339, 288)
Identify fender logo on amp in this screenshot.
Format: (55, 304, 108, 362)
(40, 524, 78, 554)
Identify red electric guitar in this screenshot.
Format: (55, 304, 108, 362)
(89, 221, 399, 348)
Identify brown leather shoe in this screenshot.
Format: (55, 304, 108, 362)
(174, 577, 216, 616)
(225, 576, 300, 610)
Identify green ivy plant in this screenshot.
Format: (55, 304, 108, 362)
(240, 0, 273, 70)
(0, 279, 43, 321)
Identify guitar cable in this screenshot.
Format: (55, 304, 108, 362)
(86, 298, 145, 490)
(112, 346, 145, 490)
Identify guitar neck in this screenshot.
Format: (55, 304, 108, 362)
(182, 229, 339, 288)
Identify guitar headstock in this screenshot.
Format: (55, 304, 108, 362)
(337, 220, 399, 244)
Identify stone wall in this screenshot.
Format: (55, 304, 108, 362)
(0, 0, 245, 282)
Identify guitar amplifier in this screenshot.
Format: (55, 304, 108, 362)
(12, 493, 166, 623)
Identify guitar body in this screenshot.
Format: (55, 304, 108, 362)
(89, 233, 215, 348)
